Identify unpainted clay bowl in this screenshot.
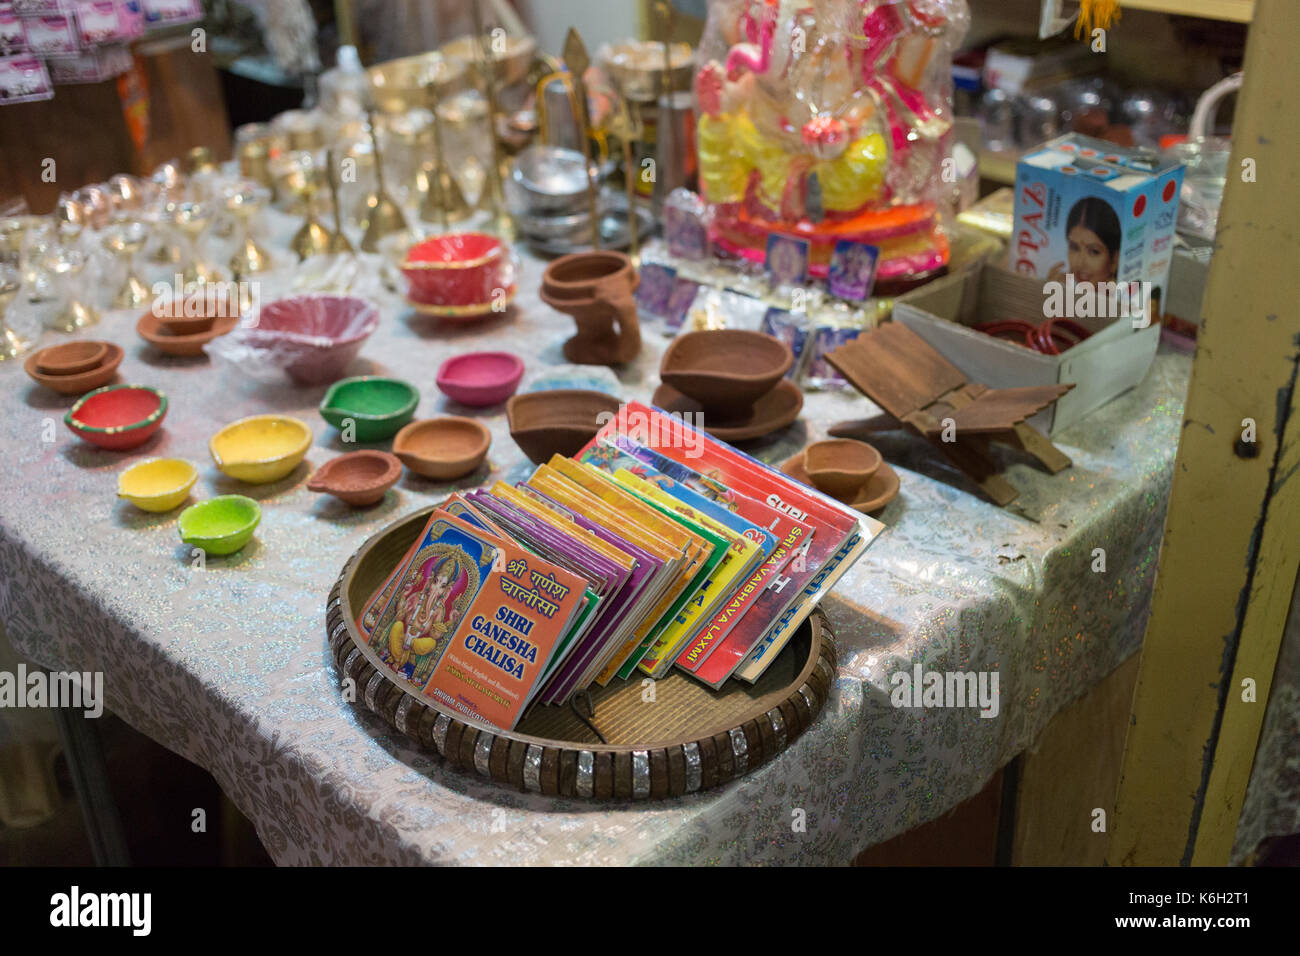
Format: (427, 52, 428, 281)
(318, 376, 419, 442)
(137, 309, 239, 356)
(660, 329, 793, 417)
(178, 495, 261, 555)
(25, 342, 123, 394)
(307, 450, 402, 506)
(35, 340, 108, 376)
(781, 448, 901, 515)
(210, 414, 313, 484)
(803, 438, 882, 499)
(64, 384, 168, 450)
(393, 417, 491, 480)
(117, 457, 198, 512)
(435, 351, 524, 407)
(154, 290, 240, 334)
(506, 389, 623, 464)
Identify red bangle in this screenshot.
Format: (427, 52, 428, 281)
(974, 320, 1037, 347)
(1035, 318, 1092, 355)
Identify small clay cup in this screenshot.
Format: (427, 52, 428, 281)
(393, 417, 491, 480)
(540, 251, 641, 366)
(35, 340, 108, 376)
(154, 289, 241, 334)
(659, 329, 793, 420)
(307, 450, 402, 506)
(507, 389, 622, 464)
(803, 438, 882, 499)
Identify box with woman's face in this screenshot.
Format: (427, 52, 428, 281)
(1012, 133, 1184, 314)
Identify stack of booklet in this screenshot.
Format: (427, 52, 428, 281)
(354, 401, 883, 731)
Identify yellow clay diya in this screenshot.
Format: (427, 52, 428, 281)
(209, 414, 312, 484)
(117, 458, 199, 512)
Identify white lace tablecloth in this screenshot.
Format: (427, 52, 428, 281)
(4, 216, 1256, 864)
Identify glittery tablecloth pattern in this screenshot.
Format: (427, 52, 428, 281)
(0, 234, 1198, 864)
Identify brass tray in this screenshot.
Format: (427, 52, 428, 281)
(327, 504, 836, 799)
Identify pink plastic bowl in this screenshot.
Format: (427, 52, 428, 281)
(247, 294, 380, 385)
(435, 351, 525, 407)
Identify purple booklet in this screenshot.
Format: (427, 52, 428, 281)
(466, 490, 647, 702)
(509, 486, 669, 704)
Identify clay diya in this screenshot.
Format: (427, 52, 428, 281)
(506, 389, 622, 463)
(318, 376, 419, 442)
(307, 450, 402, 506)
(803, 438, 883, 500)
(435, 352, 524, 407)
(25, 342, 123, 395)
(35, 341, 108, 376)
(653, 329, 803, 441)
(539, 251, 641, 366)
(64, 384, 168, 450)
(117, 457, 198, 512)
(178, 495, 261, 555)
(241, 294, 380, 385)
(781, 441, 900, 515)
(393, 417, 491, 480)
(401, 233, 516, 319)
(209, 414, 313, 484)
(137, 293, 242, 357)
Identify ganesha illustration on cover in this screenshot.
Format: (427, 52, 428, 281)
(379, 547, 478, 687)
(694, 0, 969, 285)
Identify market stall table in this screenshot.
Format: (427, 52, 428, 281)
(0, 239, 1192, 864)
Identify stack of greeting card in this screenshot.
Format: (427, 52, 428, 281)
(355, 401, 883, 731)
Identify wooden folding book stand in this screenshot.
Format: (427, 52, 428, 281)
(825, 322, 1074, 506)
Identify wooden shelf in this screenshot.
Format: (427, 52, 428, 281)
(1112, 0, 1253, 22)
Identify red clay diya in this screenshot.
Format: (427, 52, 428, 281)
(435, 351, 525, 407)
(401, 232, 516, 318)
(64, 384, 168, 450)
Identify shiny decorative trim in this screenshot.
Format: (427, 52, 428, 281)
(576, 751, 594, 798)
(632, 750, 650, 798)
(342, 647, 361, 678)
(364, 670, 385, 711)
(432, 713, 451, 755)
(799, 684, 817, 714)
(523, 745, 543, 793)
(474, 734, 493, 776)
(767, 708, 787, 752)
(683, 742, 702, 793)
(395, 695, 415, 736)
(730, 728, 750, 776)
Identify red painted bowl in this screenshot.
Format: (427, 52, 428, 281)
(400, 233, 514, 309)
(245, 294, 380, 385)
(435, 351, 525, 406)
(64, 384, 168, 450)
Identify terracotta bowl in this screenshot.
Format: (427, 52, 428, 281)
(307, 450, 402, 507)
(435, 351, 524, 407)
(401, 233, 513, 310)
(137, 309, 240, 357)
(803, 438, 882, 499)
(245, 294, 380, 385)
(393, 417, 491, 480)
(25, 342, 123, 395)
(660, 329, 793, 418)
(154, 290, 241, 335)
(318, 376, 419, 442)
(506, 389, 622, 464)
(64, 384, 167, 450)
(35, 340, 108, 376)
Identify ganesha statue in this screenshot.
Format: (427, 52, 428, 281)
(694, 0, 969, 287)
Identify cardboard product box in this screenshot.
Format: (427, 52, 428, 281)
(1011, 133, 1184, 320)
(892, 262, 1160, 436)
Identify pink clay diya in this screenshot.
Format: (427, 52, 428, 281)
(539, 251, 641, 365)
(435, 351, 525, 406)
(244, 294, 379, 385)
